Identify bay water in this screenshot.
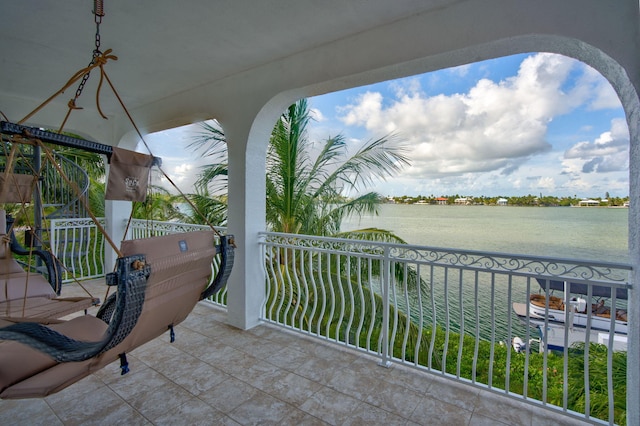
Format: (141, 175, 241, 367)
(341, 204, 629, 343)
(342, 204, 628, 263)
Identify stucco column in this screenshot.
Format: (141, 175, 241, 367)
(104, 199, 132, 268)
(223, 114, 270, 330)
(626, 92, 640, 426)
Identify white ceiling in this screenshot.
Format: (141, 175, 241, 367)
(1, 0, 638, 146)
(0, 0, 457, 117)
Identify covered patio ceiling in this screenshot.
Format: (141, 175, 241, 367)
(2, 1, 637, 144)
(1, 0, 459, 137)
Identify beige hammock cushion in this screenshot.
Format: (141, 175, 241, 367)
(0, 230, 217, 399)
(0, 210, 97, 319)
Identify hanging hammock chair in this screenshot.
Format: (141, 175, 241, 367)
(0, 0, 236, 399)
(0, 208, 100, 320)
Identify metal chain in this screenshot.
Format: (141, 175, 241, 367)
(73, 3, 104, 103)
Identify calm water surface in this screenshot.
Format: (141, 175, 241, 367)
(342, 204, 629, 342)
(342, 204, 629, 263)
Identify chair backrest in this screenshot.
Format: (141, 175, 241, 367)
(112, 230, 217, 350)
(0, 209, 56, 303)
(0, 230, 220, 398)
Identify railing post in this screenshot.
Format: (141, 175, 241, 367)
(49, 219, 58, 258)
(379, 245, 392, 367)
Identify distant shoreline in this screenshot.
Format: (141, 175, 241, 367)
(385, 202, 628, 208)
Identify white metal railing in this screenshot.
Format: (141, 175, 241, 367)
(49, 218, 228, 307)
(49, 217, 106, 282)
(259, 231, 631, 425)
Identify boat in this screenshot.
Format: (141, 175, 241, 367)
(516, 278, 628, 334)
(525, 293, 628, 334)
(512, 278, 629, 352)
(513, 303, 628, 352)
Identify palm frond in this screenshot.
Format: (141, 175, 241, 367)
(188, 120, 227, 158)
(318, 133, 410, 196)
(334, 227, 408, 244)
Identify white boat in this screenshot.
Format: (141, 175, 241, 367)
(512, 278, 629, 352)
(525, 293, 627, 334)
(521, 279, 628, 334)
(512, 316, 628, 353)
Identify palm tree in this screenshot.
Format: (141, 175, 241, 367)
(131, 185, 184, 221)
(266, 99, 410, 236)
(189, 98, 410, 238)
(191, 99, 418, 345)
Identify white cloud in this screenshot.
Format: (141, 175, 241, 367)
(173, 163, 193, 179)
(334, 53, 628, 197)
(564, 118, 629, 173)
(338, 53, 589, 179)
(533, 176, 556, 192)
(449, 63, 471, 77)
(574, 65, 622, 110)
(310, 108, 326, 122)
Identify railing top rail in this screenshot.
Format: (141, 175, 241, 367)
(128, 219, 226, 233)
(260, 231, 632, 284)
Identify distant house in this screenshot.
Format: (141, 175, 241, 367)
(578, 199, 600, 207)
(497, 198, 508, 206)
(454, 197, 470, 205)
(436, 197, 448, 205)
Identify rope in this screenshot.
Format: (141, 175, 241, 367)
(17, 50, 117, 126)
(33, 138, 123, 258)
(0, 140, 96, 300)
(101, 69, 224, 237)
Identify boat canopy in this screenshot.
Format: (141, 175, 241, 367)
(535, 278, 628, 300)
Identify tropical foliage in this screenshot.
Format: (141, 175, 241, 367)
(189, 98, 410, 236)
(266, 99, 409, 236)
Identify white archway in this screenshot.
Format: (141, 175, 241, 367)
(223, 34, 640, 421)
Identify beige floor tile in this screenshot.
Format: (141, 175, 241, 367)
(421, 375, 480, 412)
(43, 374, 106, 407)
(198, 377, 261, 414)
(0, 299, 598, 426)
(362, 378, 425, 417)
(295, 356, 347, 385)
(265, 346, 313, 372)
(299, 387, 364, 425)
(344, 402, 411, 425)
(49, 385, 134, 425)
(107, 365, 173, 400)
(472, 390, 533, 426)
(278, 408, 329, 426)
(126, 381, 195, 421)
(227, 391, 293, 425)
(153, 397, 228, 425)
(255, 371, 323, 407)
(0, 398, 63, 426)
(468, 412, 512, 426)
(409, 396, 473, 425)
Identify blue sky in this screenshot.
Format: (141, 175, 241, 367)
(145, 52, 628, 198)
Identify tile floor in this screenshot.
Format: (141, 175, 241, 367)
(0, 281, 593, 425)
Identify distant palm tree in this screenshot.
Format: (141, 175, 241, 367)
(131, 185, 183, 221)
(181, 185, 227, 226)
